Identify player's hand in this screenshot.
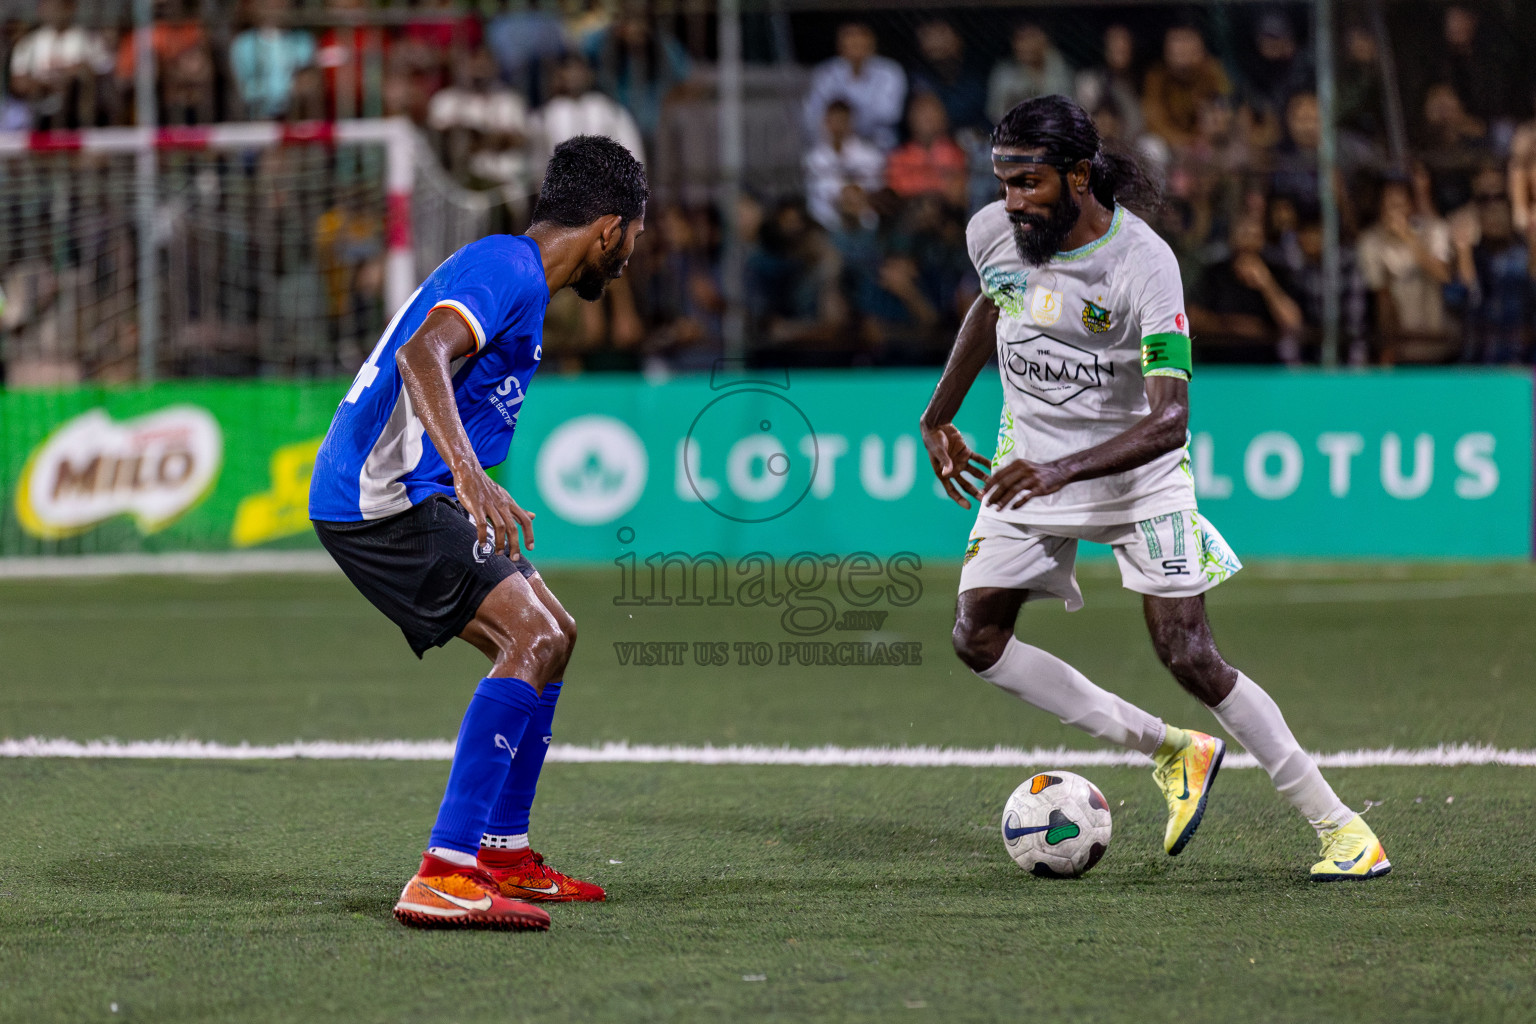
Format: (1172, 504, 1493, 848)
(454, 466, 536, 557)
(1232, 252, 1274, 291)
(920, 420, 990, 509)
(983, 458, 1073, 511)
(1450, 215, 1477, 252)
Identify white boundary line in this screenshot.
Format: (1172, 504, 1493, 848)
(0, 552, 341, 578)
(3, 553, 1536, 606)
(1, 738, 1532, 767)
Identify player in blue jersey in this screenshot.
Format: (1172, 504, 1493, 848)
(309, 136, 647, 930)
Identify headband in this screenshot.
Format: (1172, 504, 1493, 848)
(992, 149, 1100, 171)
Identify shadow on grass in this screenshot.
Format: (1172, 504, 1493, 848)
(52, 841, 398, 920)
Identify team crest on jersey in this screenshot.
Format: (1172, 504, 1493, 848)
(963, 537, 982, 565)
(981, 266, 1029, 319)
(1081, 300, 1112, 334)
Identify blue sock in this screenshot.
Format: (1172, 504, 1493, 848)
(427, 677, 539, 856)
(484, 680, 562, 841)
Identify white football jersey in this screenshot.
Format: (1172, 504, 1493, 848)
(966, 201, 1197, 525)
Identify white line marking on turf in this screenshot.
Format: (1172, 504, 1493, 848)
(3, 552, 1536, 605)
(0, 552, 341, 578)
(1, 738, 1533, 767)
(1255, 578, 1536, 605)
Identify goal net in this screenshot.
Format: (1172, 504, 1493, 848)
(0, 119, 491, 385)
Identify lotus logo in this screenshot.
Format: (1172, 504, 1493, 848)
(15, 405, 223, 538)
(535, 415, 648, 525)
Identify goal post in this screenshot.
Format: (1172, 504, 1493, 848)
(0, 118, 487, 384)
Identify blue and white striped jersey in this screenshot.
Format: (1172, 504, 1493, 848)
(309, 234, 548, 522)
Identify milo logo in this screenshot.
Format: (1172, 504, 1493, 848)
(15, 405, 223, 538)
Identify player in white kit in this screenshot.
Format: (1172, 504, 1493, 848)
(919, 96, 1389, 880)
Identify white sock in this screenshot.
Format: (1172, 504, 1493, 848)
(976, 637, 1166, 756)
(1210, 673, 1355, 830)
(479, 832, 530, 851)
(426, 846, 478, 867)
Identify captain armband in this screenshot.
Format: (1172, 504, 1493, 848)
(1141, 331, 1192, 378)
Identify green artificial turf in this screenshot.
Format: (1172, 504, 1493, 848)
(2, 562, 1536, 750)
(0, 761, 1532, 1023)
(1, 564, 1534, 1022)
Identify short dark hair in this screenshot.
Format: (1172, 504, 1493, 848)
(531, 135, 649, 229)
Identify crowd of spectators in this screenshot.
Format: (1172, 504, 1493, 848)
(789, 6, 1536, 369)
(5, 1, 1536, 380)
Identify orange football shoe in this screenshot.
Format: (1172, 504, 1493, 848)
(393, 852, 552, 930)
(478, 848, 607, 902)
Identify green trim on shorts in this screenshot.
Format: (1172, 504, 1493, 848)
(1142, 332, 1192, 376)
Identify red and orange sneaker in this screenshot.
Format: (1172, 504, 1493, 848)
(478, 848, 607, 902)
(393, 852, 552, 930)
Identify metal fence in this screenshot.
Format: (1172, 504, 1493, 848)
(0, 123, 488, 385)
(2, 1, 1534, 382)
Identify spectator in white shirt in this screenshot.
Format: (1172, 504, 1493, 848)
(9, 0, 115, 129)
(530, 55, 647, 353)
(530, 55, 645, 170)
(427, 46, 532, 200)
(1358, 177, 1455, 360)
(801, 22, 906, 151)
(986, 22, 1074, 126)
(803, 99, 885, 231)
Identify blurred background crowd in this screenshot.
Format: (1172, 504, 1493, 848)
(5, 0, 1536, 383)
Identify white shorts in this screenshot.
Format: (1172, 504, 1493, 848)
(957, 509, 1242, 610)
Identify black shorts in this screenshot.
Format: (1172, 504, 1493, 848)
(313, 494, 537, 657)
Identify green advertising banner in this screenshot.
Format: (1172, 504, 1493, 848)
(0, 383, 342, 558)
(0, 369, 1530, 563)
(1181, 370, 1532, 559)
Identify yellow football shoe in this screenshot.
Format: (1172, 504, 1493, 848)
(1310, 816, 1391, 881)
(1152, 727, 1225, 855)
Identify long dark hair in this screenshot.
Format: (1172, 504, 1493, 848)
(992, 94, 1163, 214)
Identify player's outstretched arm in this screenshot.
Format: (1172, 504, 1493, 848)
(983, 375, 1189, 511)
(920, 292, 998, 509)
(396, 307, 536, 556)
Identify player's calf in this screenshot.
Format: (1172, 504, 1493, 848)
(1143, 595, 1236, 706)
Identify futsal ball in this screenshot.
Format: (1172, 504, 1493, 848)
(1001, 771, 1113, 878)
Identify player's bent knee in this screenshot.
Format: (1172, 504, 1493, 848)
(517, 626, 567, 677)
(952, 623, 1008, 674)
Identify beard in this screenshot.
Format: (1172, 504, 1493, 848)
(572, 240, 629, 301)
(1010, 190, 1081, 267)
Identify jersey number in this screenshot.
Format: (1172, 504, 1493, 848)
(344, 287, 423, 404)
